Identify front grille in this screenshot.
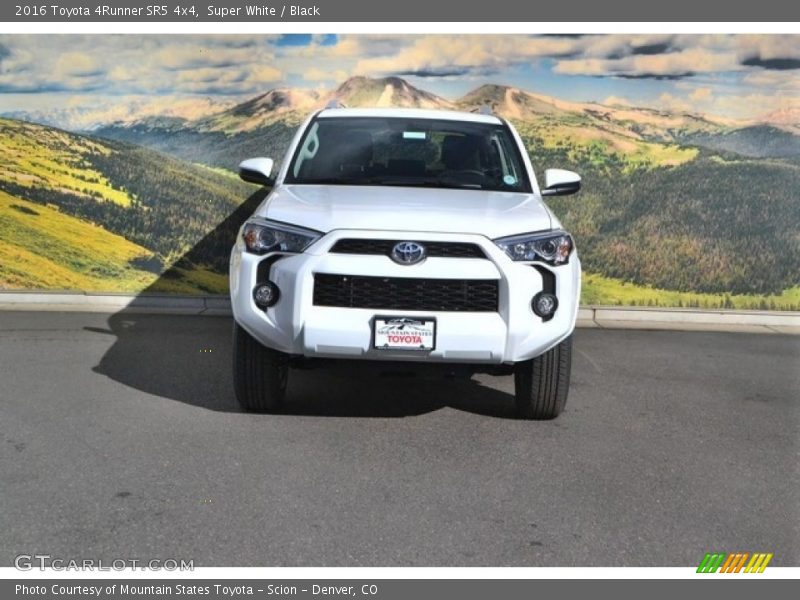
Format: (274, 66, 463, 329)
(313, 274, 499, 312)
(329, 239, 486, 259)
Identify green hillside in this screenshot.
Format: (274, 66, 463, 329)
(0, 118, 251, 293)
(513, 118, 698, 171)
(540, 154, 800, 297)
(0, 120, 133, 206)
(94, 122, 297, 172)
(582, 273, 800, 311)
(0, 190, 156, 291)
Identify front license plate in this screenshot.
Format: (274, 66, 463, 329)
(374, 317, 436, 351)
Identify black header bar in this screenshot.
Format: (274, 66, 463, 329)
(2, 0, 799, 23)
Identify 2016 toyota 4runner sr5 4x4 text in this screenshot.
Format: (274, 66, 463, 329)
(230, 107, 581, 419)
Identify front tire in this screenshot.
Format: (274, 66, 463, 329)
(514, 335, 572, 420)
(233, 323, 289, 412)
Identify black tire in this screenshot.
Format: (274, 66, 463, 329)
(514, 335, 572, 420)
(232, 323, 289, 412)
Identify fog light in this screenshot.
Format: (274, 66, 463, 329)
(532, 292, 558, 319)
(253, 282, 279, 309)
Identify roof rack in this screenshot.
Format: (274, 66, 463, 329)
(470, 104, 494, 116)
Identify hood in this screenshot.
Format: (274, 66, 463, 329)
(257, 184, 553, 239)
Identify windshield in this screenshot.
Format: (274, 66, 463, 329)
(285, 116, 531, 193)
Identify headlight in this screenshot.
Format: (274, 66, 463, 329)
(493, 230, 574, 265)
(241, 219, 322, 255)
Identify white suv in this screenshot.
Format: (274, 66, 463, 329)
(230, 107, 581, 419)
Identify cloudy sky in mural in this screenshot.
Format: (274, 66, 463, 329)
(0, 34, 797, 121)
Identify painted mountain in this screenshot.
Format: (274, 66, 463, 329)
(91, 77, 456, 171)
(2, 76, 799, 308)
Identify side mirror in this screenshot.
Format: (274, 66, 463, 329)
(239, 157, 275, 186)
(541, 168, 581, 196)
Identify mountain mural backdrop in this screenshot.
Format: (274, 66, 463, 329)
(1, 34, 799, 308)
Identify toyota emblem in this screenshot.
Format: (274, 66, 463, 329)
(391, 241, 426, 265)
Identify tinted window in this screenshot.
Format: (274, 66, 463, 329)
(285, 117, 531, 193)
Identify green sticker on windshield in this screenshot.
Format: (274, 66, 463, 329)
(503, 175, 517, 185)
(403, 131, 426, 140)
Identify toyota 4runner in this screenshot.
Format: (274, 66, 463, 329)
(230, 107, 581, 419)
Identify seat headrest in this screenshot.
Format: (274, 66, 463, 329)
(441, 135, 479, 170)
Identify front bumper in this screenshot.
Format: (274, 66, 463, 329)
(230, 230, 580, 364)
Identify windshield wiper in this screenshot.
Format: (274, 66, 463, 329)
(296, 177, 376, 185)
(369, 178, 484, 189)
(295, 176, 485, 190)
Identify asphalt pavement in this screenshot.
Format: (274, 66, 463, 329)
(0, 311, 798, 567)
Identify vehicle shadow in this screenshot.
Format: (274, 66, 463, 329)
(88, 187, 518, 419)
